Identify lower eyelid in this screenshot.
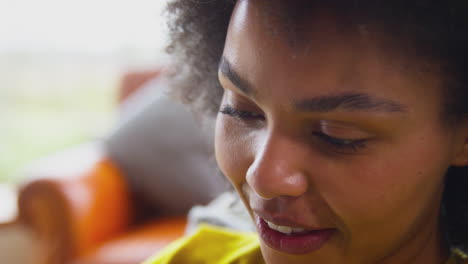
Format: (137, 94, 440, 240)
(313, 132, 364, 143)
(312, 132, 369, 153)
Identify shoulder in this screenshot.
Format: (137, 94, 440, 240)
(143, 224, 264, 264)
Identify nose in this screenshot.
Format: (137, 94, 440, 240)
(246, 130, 309, 199)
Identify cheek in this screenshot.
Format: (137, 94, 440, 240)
(319, 130, 450, 233)
(215, 115, 254, 187)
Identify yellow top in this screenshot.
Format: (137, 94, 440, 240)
(144, 224, 467, 264)
(143, 224, 264, 264)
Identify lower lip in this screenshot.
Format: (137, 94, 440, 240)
(256, 216, 335, 255)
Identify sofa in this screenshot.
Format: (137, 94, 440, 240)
(16, 70, 228, 264)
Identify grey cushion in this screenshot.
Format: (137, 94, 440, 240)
(105, 77, 228, 215)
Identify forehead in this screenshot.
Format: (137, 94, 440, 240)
(225, 1, 384, 90)
(233, 0, 362, 52)
(227, 0, 382, 68)
(223, 0, 443, 112)
(254, 0, 316, 50)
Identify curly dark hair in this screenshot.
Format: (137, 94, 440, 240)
(165, 0, 468, 247)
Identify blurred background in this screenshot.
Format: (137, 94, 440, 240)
(1, 0, 176, 263)
(0, 0, 169, 184)
(1, 1, 247, 263)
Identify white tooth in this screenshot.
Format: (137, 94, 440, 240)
(267, 221, 276, 230)
(276, 225, 292, 234)
(266, 220, 304, 234)
(292, 227, 305, 233)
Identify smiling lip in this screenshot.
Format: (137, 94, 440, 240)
(256, 216, 336, 255)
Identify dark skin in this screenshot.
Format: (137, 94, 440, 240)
(215, 0, 468, 263)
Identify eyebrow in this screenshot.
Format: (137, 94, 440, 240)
(295, 93, 407, 113)
(219, 56, 254, 95)
(219, 56, 407, 113)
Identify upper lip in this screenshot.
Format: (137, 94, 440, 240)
(254, 210, 331, 230)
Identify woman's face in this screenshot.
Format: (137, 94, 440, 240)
(215, 1, 468, 264)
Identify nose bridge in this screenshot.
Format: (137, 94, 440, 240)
(246, 127, 309, 199)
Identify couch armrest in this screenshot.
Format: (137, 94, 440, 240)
(74, 216, 187, 264)
(18, 158, 133, 264)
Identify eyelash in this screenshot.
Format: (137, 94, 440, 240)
(219, 105, 265, 120)
(219, 105, 367, 153)
(312, 132, 367, 153)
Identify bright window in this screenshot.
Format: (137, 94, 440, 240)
(0, 0, 169, 182)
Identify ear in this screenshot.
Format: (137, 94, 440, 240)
(451, 122, 468, 166)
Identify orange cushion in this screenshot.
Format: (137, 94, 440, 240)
(75, 216, 186, 264)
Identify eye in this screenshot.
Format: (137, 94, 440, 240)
(313, 132, 367, 153)
(219, 105, 265, 121)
